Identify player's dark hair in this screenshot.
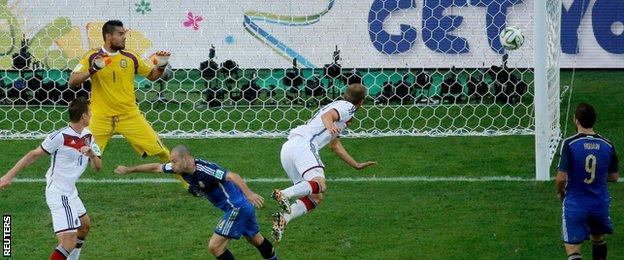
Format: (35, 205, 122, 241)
(575, 102, 596, 129)
(343, 84, 367, 105)
(68, 97, 90, 123)
(102, 20, 124, 41)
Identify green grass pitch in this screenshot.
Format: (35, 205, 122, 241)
(0, 70, 622, 259)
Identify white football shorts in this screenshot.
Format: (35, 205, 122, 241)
(280, 136, 326, 184)
(45, 188, 86, 234)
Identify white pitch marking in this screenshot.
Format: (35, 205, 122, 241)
(12, 175, 549, 184)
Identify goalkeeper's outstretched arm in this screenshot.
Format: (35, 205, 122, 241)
(146, 66, 165, 81)
(68, 71, 91, 88)
(145, 51, 171, 81)
(69, 54, 111, 87)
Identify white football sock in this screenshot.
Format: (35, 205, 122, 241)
(284, 200, 308, 223)
(282, 182, 312, 198)
(67, 237, 84, 260)
(67, 248, 81, 260)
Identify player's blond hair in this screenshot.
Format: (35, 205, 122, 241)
(343, 83, 367, 105)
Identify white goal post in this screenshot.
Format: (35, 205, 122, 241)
(534, 0, 563, 181)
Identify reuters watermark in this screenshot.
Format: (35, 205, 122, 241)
(3, 215, 10, 257)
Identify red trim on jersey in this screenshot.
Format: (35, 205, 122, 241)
(62, 134, 92, 151)
(299, 196, 317, 211)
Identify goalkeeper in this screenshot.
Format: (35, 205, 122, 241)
(68, 20, 190, 191)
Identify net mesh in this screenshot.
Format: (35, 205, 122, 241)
(546, 0, 562, 163)
(0, 0, 556, 144)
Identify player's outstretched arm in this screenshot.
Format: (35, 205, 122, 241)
(68, 71, 91, 88)
(146, 51, 171, 81)
(555, 171, 567, 201)
(69, 54, 111, 87)
(329, 138, 377, 170)
(226, 172, 264, 208)
(0, 146, 47, 189)
(114, 163, 163, 175)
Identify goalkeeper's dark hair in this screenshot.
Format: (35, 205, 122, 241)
(102, 20, 124, 40)
(343, 83, 367, 105)
(575, 102, 596, 128)
(68, 97, 90, 123)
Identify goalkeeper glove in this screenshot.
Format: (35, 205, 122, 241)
(150, 51, 171, 68)
(89, 54, 111, 75)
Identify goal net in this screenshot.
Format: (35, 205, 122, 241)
(0, 0, 560, 176)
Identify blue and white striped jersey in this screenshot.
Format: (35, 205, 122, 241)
(558, 133, 618, 199)
(162, 158, 249, 211)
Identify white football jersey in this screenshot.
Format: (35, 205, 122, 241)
(41, 126, 101, 193)
(289, 100, 357, 150)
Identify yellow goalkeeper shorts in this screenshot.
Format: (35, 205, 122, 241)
(90, 110, 169, 159)
(90, 111, 190, 189)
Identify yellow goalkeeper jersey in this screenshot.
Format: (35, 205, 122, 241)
(73, 47, 153, 116)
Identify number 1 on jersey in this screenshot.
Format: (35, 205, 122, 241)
(583, 154, 597, 184)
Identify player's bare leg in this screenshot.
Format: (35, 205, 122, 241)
(208, 233, 233, 259)
(50, 231, 77, 260)
(309, 192, 324, 205)
(564, 243, 582, 260)
(66, 214, 90, 260)
(245, 233, 278, 260)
